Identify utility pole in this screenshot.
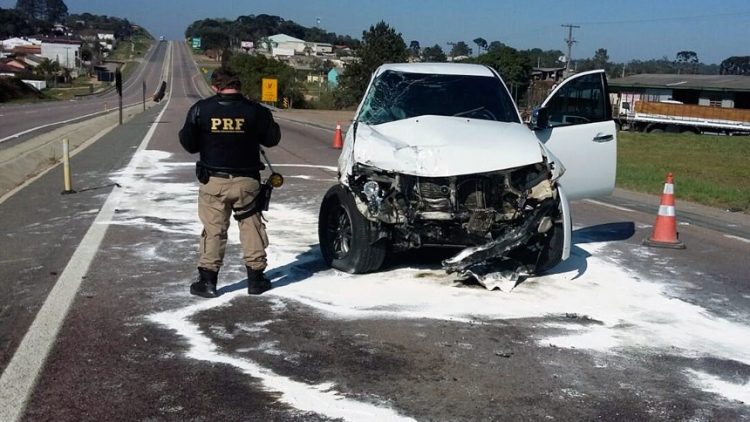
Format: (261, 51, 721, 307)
(561, 24, 580, 74)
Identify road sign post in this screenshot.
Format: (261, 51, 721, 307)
(142, 80, 146, 111)
(261, 78, 278, 106)
(115, 68, 123, 125)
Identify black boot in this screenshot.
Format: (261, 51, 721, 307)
(190, 267, 218, 298)
(247, 267, 271, 295)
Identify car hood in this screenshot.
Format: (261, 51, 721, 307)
(351, 116, 543, 177)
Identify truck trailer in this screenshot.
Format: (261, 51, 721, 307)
(613, 94, 750, 135)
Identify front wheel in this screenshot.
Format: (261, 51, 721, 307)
(534, 220, 565, 274)
(318, 185, 386, 273)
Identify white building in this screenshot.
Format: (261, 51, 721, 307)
(312, 42, 333, 55)
(263, 34, 306, 55)
(97, 32, 117, 51)
(40, 39, 82, 69)
(1, 37, 41, 50)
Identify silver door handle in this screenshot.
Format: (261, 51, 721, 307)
(593, 134, 614, 142)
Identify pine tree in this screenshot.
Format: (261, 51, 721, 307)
(15, 0, 67, 23)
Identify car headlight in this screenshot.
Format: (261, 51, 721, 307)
(363, 180, 380, 198)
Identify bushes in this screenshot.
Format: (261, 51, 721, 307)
(0, 77, 45, 102)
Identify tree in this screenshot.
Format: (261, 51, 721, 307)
(408, 40, 421, 58)
(35, 57, 60, 86)
(15, 0, 67, 23)
(720, 56, 750, 75)
(472, 37, 487, 55)
(592, 48, 610, 70)
(675, 50, 699, 74)
(0, 7, 35, 37)
(228, 53, 305, 106)
(474, 44, 531, 100)
(520, 47, 565, 68)
(422, 44, 447, 62)
(335, 21, 408, 107)
(449, 41, 471, 58)
(488, 41, 506, 53)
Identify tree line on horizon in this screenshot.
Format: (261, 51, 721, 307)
(184, 14, 361, 52)
(1, 1, 139, 40)
(186, 15, 750, 110)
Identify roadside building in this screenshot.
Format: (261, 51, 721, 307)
(311, 42, 333, 55)
(327, 66, 343, 87)
(263, 34, 306, 56)
(40, 38, 82, 70)
(0, 58, 28, 72)
(0, 61, 21, 76)
(609, 74, 750, 110)
(97, 31, 117, 51)
(532, 67, 565, 82)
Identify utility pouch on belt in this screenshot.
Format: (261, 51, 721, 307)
(196, 162, 210, 184)
(233, 184, 272, 221)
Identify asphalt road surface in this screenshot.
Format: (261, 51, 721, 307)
(0, 41, 749, 421)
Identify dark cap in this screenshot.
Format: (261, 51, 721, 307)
(210, 67, 241, 90)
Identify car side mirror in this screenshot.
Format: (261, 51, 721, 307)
(530, 107, 550, 130)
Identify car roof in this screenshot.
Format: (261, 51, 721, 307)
(375, 63, 496, 77)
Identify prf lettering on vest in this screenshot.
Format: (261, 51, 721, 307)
(210, 118, 245, 133)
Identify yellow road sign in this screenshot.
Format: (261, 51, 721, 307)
(261, 78, 278, 102)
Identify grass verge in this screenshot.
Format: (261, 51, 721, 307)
(616, 131, 750, 213)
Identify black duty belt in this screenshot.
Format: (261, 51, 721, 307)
(209, 170, 259, 179)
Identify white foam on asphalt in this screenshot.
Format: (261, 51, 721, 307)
(686, 369, 750, 404)
(148, 284, 415, 421)
(112, 151, 750, 410)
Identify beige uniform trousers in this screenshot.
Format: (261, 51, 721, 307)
(198, 176, 268, 272)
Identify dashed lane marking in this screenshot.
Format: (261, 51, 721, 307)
(724, 234, 750, 244)
(582, 199, 635, 213)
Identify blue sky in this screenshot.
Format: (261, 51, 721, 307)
(2, 0, 749, 64)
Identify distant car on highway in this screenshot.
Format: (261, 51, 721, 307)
(318, 63, 617, 286)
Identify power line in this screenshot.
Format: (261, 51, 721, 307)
(573, 11, 750, 26)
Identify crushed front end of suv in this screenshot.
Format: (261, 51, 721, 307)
(318, 63, 617, 290)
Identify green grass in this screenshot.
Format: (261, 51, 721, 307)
(109, 35, 152, 62)
(616, 131, 750, 212)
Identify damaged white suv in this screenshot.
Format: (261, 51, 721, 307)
(318, 63, 616, 287)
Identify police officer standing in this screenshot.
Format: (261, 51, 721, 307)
(179, 67, 280, 298)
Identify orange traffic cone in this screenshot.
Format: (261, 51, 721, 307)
(643, 173, 686, 249)
(332, 122, 343, 149)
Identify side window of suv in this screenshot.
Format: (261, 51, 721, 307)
(546, 73, 607, 127)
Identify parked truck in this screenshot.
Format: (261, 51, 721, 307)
(613, 93, 750, 135)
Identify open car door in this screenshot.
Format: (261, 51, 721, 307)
(534, 70, 617, 200)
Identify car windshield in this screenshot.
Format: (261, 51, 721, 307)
(358, 70, 520, 125)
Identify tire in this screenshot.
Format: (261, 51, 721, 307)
(648, 127, 664, 134)
(532, 196, 569, 274)
(534, 220, 565, 274)
(318, 185, 386, 273)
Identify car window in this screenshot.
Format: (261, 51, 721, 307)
(545, 73, 608, 127)
(358, 70, 520, 125)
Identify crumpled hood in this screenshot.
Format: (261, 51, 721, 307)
(352, 116, 543, 177)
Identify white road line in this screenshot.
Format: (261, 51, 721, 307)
(582, 199, 635, 213)
(0, 52, 174, 422)
(724, 234, 750, 244)
(274, 164, 337, 172)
